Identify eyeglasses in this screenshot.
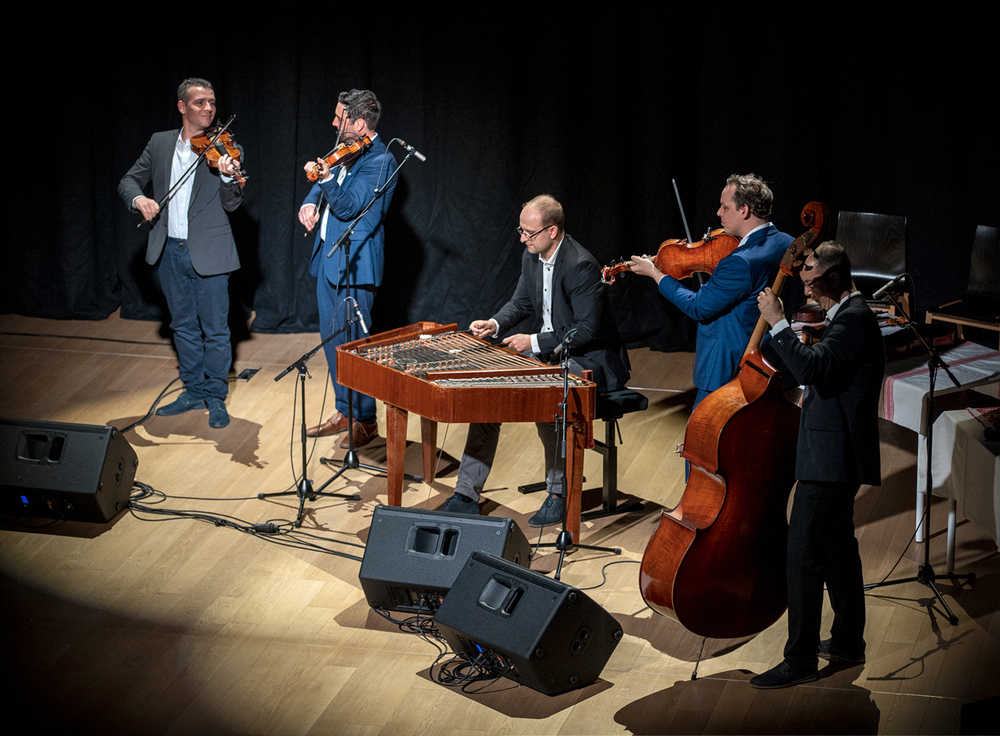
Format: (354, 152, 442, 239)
(801, 268, 829, 290)
(517, 224, 551, 240)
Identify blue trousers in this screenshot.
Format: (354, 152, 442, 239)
(316, 277, 376, 424)
(157, 238, 231, 400)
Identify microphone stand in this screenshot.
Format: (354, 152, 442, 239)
(863, 282, 974, 624)
(535, 331, 621, 581)
(260, 328, 360, 527)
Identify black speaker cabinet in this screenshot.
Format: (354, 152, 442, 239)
(434, 550, 623, 695)
(0, 418, 138, 523)
(359, 505, 529, 614)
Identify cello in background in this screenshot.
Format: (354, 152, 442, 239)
(639, 201, 830, 640)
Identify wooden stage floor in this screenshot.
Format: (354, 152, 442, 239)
(1, 311, 997, 735)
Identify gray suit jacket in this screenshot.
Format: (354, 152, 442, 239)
(769, 294, 885, 484)
(492, 234, 630, 394)
(118, 129, 242, 276)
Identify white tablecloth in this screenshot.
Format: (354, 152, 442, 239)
(882, 342, 1000, 434)
(917, 409, 1000, 570)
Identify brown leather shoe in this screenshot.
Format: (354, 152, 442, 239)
(306, 412, 349, 437)
(340, 421, 378, 448)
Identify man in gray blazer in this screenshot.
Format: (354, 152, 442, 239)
(438, 194, 630, 526)
(118, 78, 244, 428)
(752, 241, 885, 688)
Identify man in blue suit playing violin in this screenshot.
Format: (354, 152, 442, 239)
(299, 89, 397, 449)
(630, 174, 792, 407)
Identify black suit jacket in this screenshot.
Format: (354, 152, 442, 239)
(492, 234, 630, 393)
(769, 294, 885, 484)
(118, 129, 243, 276)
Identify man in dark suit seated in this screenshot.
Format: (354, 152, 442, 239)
(118, 77, 244, 428)
(751, 240, 885, 689)
(438, 194, 631, 526)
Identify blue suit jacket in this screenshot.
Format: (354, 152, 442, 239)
(658, 223, 792, 393)
(303, 135, 397, 288)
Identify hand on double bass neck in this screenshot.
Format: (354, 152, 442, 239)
(757, 287, 784, 327)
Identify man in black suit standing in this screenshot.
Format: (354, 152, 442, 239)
(119, 78, 244, 428)
(751, 240, 885, 689)
(438, 194, 630, 526)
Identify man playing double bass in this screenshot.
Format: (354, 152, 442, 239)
(751, 241, 884, 689)
(629, 174, 792, 407)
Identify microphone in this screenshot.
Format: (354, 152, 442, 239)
(350, 297, 369, 334)
(872, 273, 907, 300)
(553, 328, 578, 357)
(397, 139, 427, 162)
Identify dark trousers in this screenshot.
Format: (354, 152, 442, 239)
(454, 357, 583, 501)
(316, 278, 376, 424)
(157, 238, 231, 400)
(783, 478, 867, 669)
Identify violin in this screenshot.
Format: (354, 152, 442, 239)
(306, 135, 373, 181)
(601, 228, 740, 284)
(190, 127, 247, 187)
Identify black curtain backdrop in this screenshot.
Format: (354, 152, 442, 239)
(6, 13, 996, 357)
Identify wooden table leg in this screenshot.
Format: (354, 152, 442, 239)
(566, 421, 585, 539)
(420, 417, 438, 485)
(385, 404, 408, 506)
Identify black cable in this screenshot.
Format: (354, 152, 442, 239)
(128, 481, 364, 561)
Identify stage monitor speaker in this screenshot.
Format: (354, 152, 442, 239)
(433, 550, 623, 695)
(359, 505, 529, 614)
(0, 418, 138, 523)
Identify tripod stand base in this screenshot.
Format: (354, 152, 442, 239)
(865, 563, 975, 625)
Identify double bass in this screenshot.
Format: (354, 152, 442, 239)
(638, 201, 829, 639)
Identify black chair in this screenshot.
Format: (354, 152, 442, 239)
(582, 388, 649, 521)
(519, 387, 648, 521)
(925, 225, 1000, 347)
(835, 211, 909, 315)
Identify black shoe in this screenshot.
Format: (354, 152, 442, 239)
(817, 639, 865, 664)
(750, 661, 818, 690)
(528, 494, 565, 527)
(206, 398, 230, 428)
(438, 493, 479, 515)
(156, 392, 205, 416)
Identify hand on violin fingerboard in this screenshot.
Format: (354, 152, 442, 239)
(629, 255, 663, 283)
(217, 154, 240, 178)
(304, 158, 331, 181)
